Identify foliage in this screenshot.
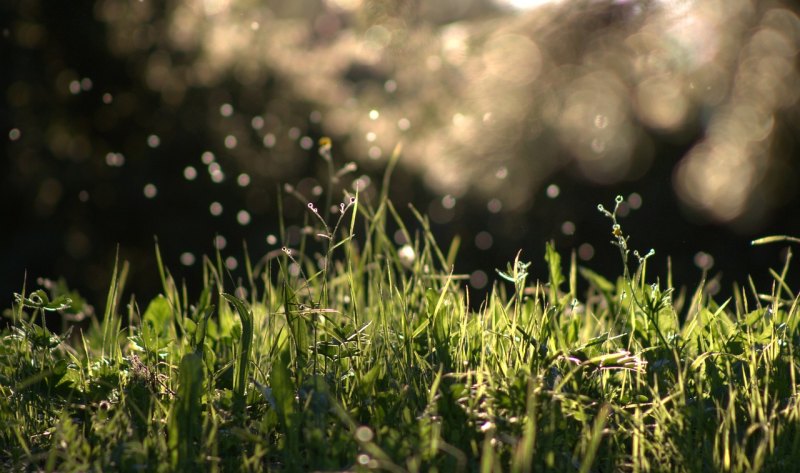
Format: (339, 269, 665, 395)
(2, 151, 800, 472)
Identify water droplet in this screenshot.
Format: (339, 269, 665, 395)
(355, 426, 374, 442)
(398, 245, 415, 269)
(475, 231, 493, 250)
(209, 202, 223, 216)
(546, 184, 560, 198)
(8, 128, 21, 141)
(220, 103, 233, 117)
(143, 183, 157, 199)
(470, 270, 488, 290)
(224, 135, 237, 149)
(368, 147, 381, 160)
(578, 243, 594, 261)
(215, 235, 227, 249)
(147, 134, 160, 148)
(369, 110, 379, 120)
(184, 166, 197, 180)
(628, 192, 642, 209)
(237, 173, 250, 187)
(237, 210, 251, 225)
(225, 256, 238, 270)
(180, 252, 196, 266)
(442, 194, 456, 209)
(594, 114, 608, 129)
(105, 152, 125, 167)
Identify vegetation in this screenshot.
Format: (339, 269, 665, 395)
(2, 148, 799, 472)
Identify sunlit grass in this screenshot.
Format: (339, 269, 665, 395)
(2, 152, 800, 472)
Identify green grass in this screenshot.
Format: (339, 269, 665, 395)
(2, 152, 800, 472)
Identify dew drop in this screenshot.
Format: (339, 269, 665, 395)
(209, 201, 223, 216)
(143, 183, 157, 199)
(180, 252, 196, 266)
(184, 166, 197, 180)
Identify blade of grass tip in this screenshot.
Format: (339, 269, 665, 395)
(380, 142, 402, 204)
(102, 248, 120, 359)
(222, 293, 253, 413)
(751, 235, 800, 245)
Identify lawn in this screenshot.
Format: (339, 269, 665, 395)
(2, 151, 799, 472)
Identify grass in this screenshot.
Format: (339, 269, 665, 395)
(2, 145, 800, 472)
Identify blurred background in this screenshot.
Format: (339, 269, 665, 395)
(3, 0, 800, 311)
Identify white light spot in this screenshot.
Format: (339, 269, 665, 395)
(147, 135, 160, 148)
(210, 201, 223, 216)
(201, 151, 215, 164)
(628, 192, 642, 209)
(546, 184, 560, 199)
(143, 183, 157, 199)
(578, 243, 594, 261)
(184, 166, 197, 180)
(368, 146, 382, 160)
(180, 252, 196, 266)
(369, 109, 379, 120)
(220, 103, 233, 117)
(694, 251, 714, 270)
(475, 231, 493, 250)
(366, 131, 377, 142)
(237, 210, 251, 225)
(78, 190, 89, 202)
(105, 152, 125, 167)
(250, 21, 260, 30)
(309, 110, 322, 123)
(215, 235, 227, 249)
(355, 426, 374, 442)
(237, 173, 250, 187)
(225, 256, 238, 270)
(266, 234, 277, 245)
(398, 244, 415, 269)
(470, 270, 488, 290)
(442, 194, 456, 209)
